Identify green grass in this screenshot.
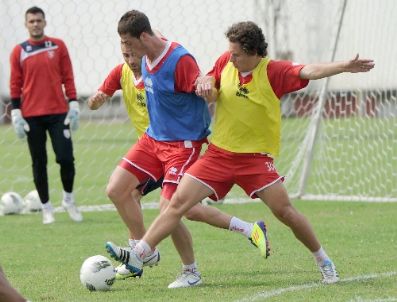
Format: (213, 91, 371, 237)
(1, 118, 396, 301)
(1, 201, 396, 301)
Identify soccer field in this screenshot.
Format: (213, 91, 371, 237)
(1, 121, 396, 301)
(1, 201, 396, 301)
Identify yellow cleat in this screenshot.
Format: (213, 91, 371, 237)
(249, 221, 271, 258)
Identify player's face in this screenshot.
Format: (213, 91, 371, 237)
(121, 43, 142, 74)
(25, 13, 46, 40)
(119, 33, 146, 58)
(228, 42, 261, 73)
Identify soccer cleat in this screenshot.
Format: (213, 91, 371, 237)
(319, 259, 340, 284)
(167, 270, 202, 289)
(62, 200, 83, 222)
(42, 206, 55, 224)
(115, 248, 160, 280)
(105, 241, 143, 278)
(249, 221, 271, 258)
(143, 248, 160, 267)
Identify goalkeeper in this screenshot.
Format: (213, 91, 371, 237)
(89, 38, 270, 287)
(9, 6, 82, 225)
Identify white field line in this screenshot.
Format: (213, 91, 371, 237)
(46, 197, 258, 213)
(235, 271, 397, 302)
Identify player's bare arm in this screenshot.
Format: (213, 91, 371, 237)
(195, 75, 218, 102)
(300, 54, 375, 80)
(87, 91, 111, 110)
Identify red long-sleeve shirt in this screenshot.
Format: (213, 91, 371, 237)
(9, 36, 76, 117)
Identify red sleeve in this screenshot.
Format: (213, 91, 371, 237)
(58, 40, 77, 100)
(174, 55, 201, 93)
(9, 45, 23, 98)
(98, 64, 123, 96)
(207, 51, 231, 89)
(267, 60, 309, 98)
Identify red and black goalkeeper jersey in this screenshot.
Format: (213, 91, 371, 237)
(9, 36, 77, 117)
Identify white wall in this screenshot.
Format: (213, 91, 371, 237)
(1, 0, 396, 97)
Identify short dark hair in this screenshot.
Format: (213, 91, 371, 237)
(118, 10, 153, 38)
(226, 21, 268, 57)
(25, 6, 45, 19)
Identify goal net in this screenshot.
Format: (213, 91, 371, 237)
(0, 0, 396, 204)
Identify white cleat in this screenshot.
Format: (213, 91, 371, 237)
(115, 248, 160, 280)
(62, 200, 83, 222)
(168, 270, 202, 289)
(319, 259, 340, 284)
(42, 205, 55, 224)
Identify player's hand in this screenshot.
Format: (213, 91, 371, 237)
(64, 100, 80, 131)
(11, 109, 30, 139)
(87, 91, 110, 110)
(345, 54, 375, 73)
(195, 76, 216, 100)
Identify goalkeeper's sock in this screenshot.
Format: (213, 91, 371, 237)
(41, 201, 53, 210)
(134, 240, 152, 260)
(229, 216, 253, 238)
(63, 191, 74, 205)
(313, 247, 330, 265)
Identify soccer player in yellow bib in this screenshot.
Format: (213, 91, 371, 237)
(89, 40, 271, 287)
(116, 21, 374, 285)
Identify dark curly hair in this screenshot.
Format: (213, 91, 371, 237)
(226, 21, 268, 57)
(118, 10, 154, 38)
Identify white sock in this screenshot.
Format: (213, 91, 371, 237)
(134, 240, 152, 260)
(182, 262, 198, 273)
(313, 247, 329, 265)
(128, 239, 138, 249)
(41, 201, 53, 210)
(229, 217, 253, 238)
(63, 191, 74, 204)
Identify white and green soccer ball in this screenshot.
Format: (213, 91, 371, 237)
(0, 192, 24, 215)
(80, 255, 116, 291)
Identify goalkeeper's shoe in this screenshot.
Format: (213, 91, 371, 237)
(249, 220, 271, 258)
(105, 241, 143, 278)
(42, 203, 55, 225)
(319, 259, 340, 284)
(115, 248, 160, 280)
(168, 270, 202, 289)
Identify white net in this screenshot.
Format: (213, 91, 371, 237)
(0, 0, 396, 203)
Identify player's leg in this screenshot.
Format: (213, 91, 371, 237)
(107, 166, 144, 239)
(48, 114, 82, 222)
(106, 175, 210, 279)
(0, 266, 27, 302)
(256, 181, 339, 283)
(25, 116, 53, 224)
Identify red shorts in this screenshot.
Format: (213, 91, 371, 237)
(119, 133, 206, 199)
(185, 144, 284, 201)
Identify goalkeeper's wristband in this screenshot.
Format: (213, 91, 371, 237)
(11, 98, 21, 109)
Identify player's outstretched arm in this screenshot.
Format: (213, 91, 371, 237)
(195, 75, 218, 103)
(300, 54, 375, 80)
(87, 91, 111, 110)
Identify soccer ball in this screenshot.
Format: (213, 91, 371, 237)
(0, 192, 24, 215)
(24, 190, 42, 212)
(80, 255, 116, 291)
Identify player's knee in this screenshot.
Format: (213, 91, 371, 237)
(274, 205, 297, 223)
(106, 182, 121, 203)
(184, 207, 201, 222)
